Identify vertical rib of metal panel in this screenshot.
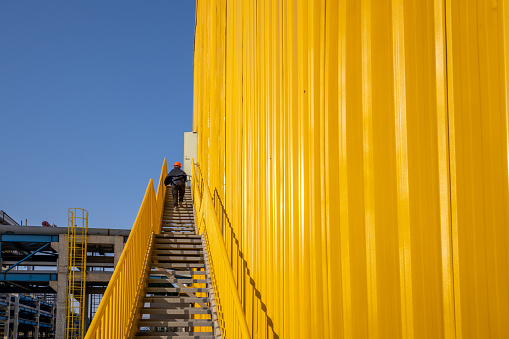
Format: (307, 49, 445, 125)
(446, 1, 509, 338)
(193, 0, 509, 338)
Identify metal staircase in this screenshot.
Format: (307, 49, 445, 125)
(135, 186, 219, 338)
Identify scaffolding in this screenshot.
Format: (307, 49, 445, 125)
(65, 208, 88, 339)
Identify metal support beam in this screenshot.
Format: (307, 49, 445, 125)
(0, 234, 59, 243)
(0, 272, 58, 282)
(4, 243, 50, 273)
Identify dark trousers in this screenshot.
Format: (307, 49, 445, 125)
(171, 182, 186, 206)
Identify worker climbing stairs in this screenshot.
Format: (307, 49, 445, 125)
(85, 159, 249, 339)
(135, 186, 219, 338)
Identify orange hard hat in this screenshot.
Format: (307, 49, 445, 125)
(174, 162, 182, 167)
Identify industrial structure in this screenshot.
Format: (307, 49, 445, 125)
(4, 0, 507, 338)
(0, 221, 129, 338)
(0, 293, 56, 338)
(191, 0, 509, 338)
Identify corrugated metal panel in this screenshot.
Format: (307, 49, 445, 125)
(447, 1, 509, 338)
(193, 0, 509, 338)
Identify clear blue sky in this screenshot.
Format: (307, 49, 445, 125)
(0, 1, 196, 229)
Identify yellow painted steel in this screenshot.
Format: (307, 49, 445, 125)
(193, 0, 509, 338)
(66, 208, 88, 339)
(192, 160, 251, 338)
(84, 159, 167, 339)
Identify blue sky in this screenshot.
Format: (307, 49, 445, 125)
(0, 1, 196, 229)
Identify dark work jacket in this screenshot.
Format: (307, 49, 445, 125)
(164, 167, 187, 186)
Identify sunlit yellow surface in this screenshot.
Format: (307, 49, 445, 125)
(193, 0, 509, 338)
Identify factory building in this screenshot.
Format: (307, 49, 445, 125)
(0, 215, 129, 339)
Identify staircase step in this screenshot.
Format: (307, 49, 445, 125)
(135, 332, 214, 338)
(163, 211, 194, 214)
(161, 220, 194, 227)
(151, 263, 205, 269)
(149, 271, 207, 278)
(156, 234, 201, 239)
(152, 250, 203, 255)
(159, 227, 195, 230)
(163, 220, 194, 223)
(154, 244, 203, 250)
(156, 237, 201, 242)
(160, 231, 195, 234)
(146, 287, 209, 293)
(138, 320, 213, 328)
(164, 212, 194, 215)
(162, 220, 193, 222)
(143, 296, 209, 304)
(140, 308, 211, 315)
(147, 278, 208, 284)
(155, 239, 202, 244)
(152, 256, 204, 262)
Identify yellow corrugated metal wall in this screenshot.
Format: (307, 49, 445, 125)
(192, 0, 509, 338)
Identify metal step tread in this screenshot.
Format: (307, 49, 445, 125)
(156, 234, 201, 239)
(140, 308, 211, 315)
(147, 278, 208, 284)
(152, 256, 204, 262)
(143, 296, 210, 303)
(135, 333, 214, 338)
(152, 250, 203, 255)
(138, 320, 213, 328)
(154, 245, 203, 250)
(155, 238, 202, 243)
(151, 263, 205, 269)
(146, 287, 209, 293)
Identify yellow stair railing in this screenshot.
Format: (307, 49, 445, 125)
(84, 158, 167, 339)
(192, 160, 251, 339)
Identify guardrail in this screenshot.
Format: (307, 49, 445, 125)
(84, 158, 167, 339)
(192, 160, 251, 339)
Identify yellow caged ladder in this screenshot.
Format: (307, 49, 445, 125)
(66, 208, 88, 339)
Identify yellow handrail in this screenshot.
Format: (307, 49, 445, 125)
(84, 158, 167, 339)
(155, 159, 168, 233)
(191, 160, 251, 339)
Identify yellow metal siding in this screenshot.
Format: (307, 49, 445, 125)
(193, 0, 509, 338)
(447, 1, 509, 337)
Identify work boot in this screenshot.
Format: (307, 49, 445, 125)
(174, 206, 178, 212)
(179, 201, 184, 208)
